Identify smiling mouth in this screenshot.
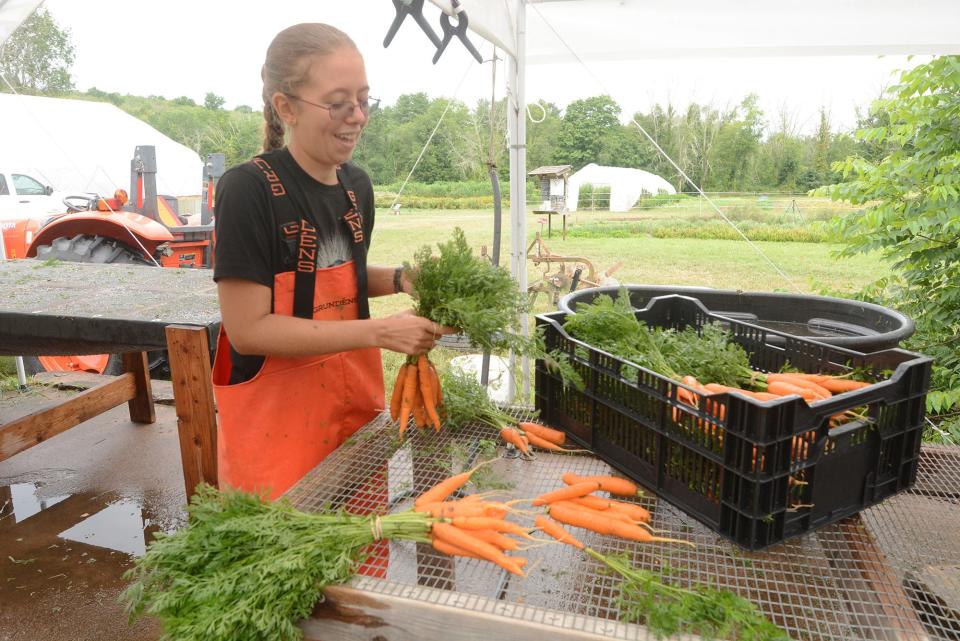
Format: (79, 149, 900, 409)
(335, 132, 359, 143)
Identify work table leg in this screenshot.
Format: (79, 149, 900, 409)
(165, 325, 218, 500)
(121, 351, 155, 424)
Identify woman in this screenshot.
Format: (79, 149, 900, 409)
(212, 23, 451, 498)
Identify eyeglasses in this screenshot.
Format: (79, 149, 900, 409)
(286, 94, 380, 121)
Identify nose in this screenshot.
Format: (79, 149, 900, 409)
(344, 102, 367, 125)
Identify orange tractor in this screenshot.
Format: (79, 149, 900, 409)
(1, 145, 224, 375)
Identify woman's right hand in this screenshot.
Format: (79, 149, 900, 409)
(376, 309, 457, 355)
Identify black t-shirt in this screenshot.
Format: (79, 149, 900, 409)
(213, 148, 375, 382)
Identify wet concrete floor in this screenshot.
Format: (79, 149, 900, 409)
(0, 374, 188, 640)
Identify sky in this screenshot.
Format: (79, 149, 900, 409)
(40, 0, 945, 135)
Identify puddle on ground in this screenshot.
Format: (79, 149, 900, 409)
(3, 482, 70, 524)
(0, 482, 177, 557)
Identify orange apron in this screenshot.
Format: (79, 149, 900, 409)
(212, 159, 384, 499)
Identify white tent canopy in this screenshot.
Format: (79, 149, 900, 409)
(567, 163, 675, 213)
(430, 0, 960, 61)
(0, 93, 204, 196)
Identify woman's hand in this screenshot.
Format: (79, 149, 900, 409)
(377, 309, 456, 355)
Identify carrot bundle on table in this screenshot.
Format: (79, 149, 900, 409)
(123, 464, 786, 641)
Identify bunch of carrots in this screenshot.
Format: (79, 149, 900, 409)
(389, 353, 443, 437)
(678, 371, 872, 409)
(416, 463, 692, 578)
(676, 372, 873, 432)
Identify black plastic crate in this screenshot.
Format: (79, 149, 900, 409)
(535, 295, 932, 550)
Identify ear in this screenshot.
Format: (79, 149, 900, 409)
(272, 92, 297, 126)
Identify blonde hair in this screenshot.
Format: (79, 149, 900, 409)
(260, 23, 358, 152)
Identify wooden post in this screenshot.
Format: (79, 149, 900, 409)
(165, 324, 217, 499)
(121, 351, 155, 424)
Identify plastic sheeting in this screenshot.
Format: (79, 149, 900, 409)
(566, 163, 675, 212)
(0, 93, 203, 196)
(0, 0, 42, 48)
(430, 0, 960, 61)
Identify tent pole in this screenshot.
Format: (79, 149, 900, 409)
(508, 0, 529, 401)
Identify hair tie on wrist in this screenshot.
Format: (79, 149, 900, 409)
(393, 266, 404, 294)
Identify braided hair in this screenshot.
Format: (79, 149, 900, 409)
(260, 23, 357, 152)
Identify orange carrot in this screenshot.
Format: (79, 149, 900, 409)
(561, 473, 641, 497)
(532, 481, 600, 506)
(524, 431, 566, 452)
(678, 375, 704, 407)
(432, 537, 483, 560)
(547, 502, 617, 535)
(417, 501, 491, 519)
(431, 523, 525, 576)
(567, 495, 613, 511)
(417, 354, 442, 430)
(553, 500, 635, 524)
(517, 421, 566, 445)
(449, 516, 533, 539)
(819, 378, 871, 393)
(549, 503, 690, 546)
(776, 372, 831, 383)
(429, 361, 443, 409)
(468, 529, 521, 551)
(398, 361, 419, 436)
(500, 426, 531, 456)
(535, 515, 585, 549)
(414, 461, 488, 508)
(766, 380, 822, 402)
(389, 364, 408, 421)
(604, 518, 694, 546)
(412, 383, 427, 429)
(567, 496, 651, 523)
(765, 374, 832, 398)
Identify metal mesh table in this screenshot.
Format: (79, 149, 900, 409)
(289, 411, 960, 640)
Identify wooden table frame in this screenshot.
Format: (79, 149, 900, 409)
(0, 324, 219, 500)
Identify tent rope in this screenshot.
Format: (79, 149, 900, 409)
(389, 53, 480, 211)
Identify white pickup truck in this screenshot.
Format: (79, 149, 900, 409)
(0, 171, 71, 221)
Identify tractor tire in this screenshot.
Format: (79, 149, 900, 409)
(29, 234, 162, 378)
(34, 234, 151, 265)
(21, 354, 125, 377)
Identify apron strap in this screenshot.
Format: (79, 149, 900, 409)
(255, 155, 370, 320)
(336, 165, 371, 320)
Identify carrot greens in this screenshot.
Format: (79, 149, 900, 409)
(122, 485, 432, 641)
(590, 550, 790, 641)
(564, 292, 757, 388)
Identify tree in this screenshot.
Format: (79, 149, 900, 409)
(556, 95, 621, 169)
(0, 8, 74, 95)
(204, 92, 226, 110)
(818, 56, 960, 426)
